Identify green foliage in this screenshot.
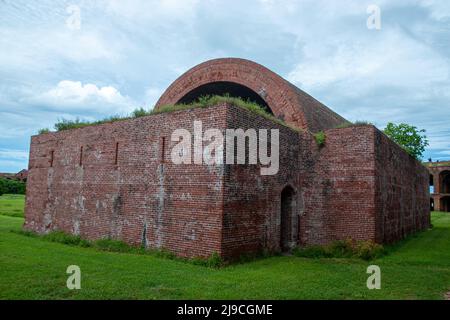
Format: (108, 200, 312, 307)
(292, 245, 331, 258)
(40, 96, 298, 133)
(353, 120, 373, 126)
(328, 239, 355, 258)
(383, 122, 429, 160)
(131, 107, 151, 118)
(335, 120, 373, 129)
(191, 252, 223, 268)
(42, 231, 91, 247)
(93, 238, 132, 252)
(0, 178, 26, 196)
(154, 94, 294, 129)
(38, 128, 50, 134)
(54, 118, 90, 131)
(314, 131, 326, 147)
(355, 241, 385, 260)
(293, 239, 386, 261)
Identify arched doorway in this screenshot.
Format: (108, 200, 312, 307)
(280, 185, 295, 252)
(440, 196, 450, 212)
(440, 171, 450, 194)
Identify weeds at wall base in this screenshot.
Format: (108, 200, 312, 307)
(293, 239, 386, 261)
(11, 229, 224, 268)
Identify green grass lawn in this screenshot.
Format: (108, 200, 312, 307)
(0, 195, 449, 299)
(0, 194, 25, 218)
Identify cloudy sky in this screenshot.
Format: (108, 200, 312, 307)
(1, 0, 450, 172)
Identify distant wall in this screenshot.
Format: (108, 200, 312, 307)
(374, 128, 430, 243)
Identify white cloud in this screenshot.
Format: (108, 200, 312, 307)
(105, 0, 201, 21)
(421, 0, 450, 20)
(28, 81, 136, 115)
(287, 28, 449, 93)
(0, 149, 28, 161)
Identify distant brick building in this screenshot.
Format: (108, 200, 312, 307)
(15, 169, 28, 182)
(426, 161, 450, 212)
(24, 58, 430, 259)
(0, 169, 28, 182)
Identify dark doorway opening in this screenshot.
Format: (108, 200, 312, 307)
(280, 186, 295, 252)
(176, 81, 273, 115)
(440, 171, 450, 194)
(430, 198, 434, 211)
(441, 196, 450, 212)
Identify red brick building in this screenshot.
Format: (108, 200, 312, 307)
(24, 58, 430, 259)
(427, 161, 450, 212)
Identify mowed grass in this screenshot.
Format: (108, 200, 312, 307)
(0, 194, 25, 218)
(0, 195, 449, 299)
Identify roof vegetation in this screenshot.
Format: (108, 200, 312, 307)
(334, 120, 373, 129)
(38, 95, 298, 134)
(423, 161, 450, 167)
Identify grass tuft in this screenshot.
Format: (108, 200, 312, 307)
(335, 121, 374, 129)
(293, 239, 386, 261)
(314, 131, 326, 147)
(38, 95, 300, 134)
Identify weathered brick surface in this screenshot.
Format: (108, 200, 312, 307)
(221, 105, 302, 258)
(374, 129, 431, 242)
(24, 58, 431, 259)
(25, 105, 230, 258)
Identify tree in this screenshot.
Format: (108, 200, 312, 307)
(383, 122, 429, 160)
(0, 178, 26, 195)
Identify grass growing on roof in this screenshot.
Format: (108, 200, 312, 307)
(38, 95, 299, 134)
(334, 120, 374, 129)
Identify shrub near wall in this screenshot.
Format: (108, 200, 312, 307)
(0, 178, 26, 195)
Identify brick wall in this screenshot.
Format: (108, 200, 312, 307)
(221, 104, 302, 259)
(373, 128, 430, 242)
(24, 104, 231, 258)
(24, 103, 430, 260)
(301, 126, 378, 244)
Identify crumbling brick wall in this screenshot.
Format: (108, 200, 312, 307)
(25, 104, 231, 258)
